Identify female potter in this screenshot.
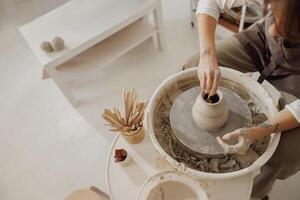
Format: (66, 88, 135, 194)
(183, 0, 300, 199)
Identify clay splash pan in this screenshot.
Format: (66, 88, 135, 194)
(153, 75, 270, 173)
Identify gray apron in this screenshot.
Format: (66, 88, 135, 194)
(235, 16, 300, 198)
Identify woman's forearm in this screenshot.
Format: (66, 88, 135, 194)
(197, 14, 218, 62)
(197, 14, 220, 95)
(251, 109, 300, 140)
(219, 108, 300, 154)
(271, 109, 300, 131)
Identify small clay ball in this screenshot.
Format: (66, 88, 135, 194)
(51, 37, 65, 51)
(40, 41, 53, 53)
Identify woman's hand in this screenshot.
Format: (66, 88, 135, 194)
(216, 127, 268, 155)
(217, 111, 299, 155)
(197, 55, 220, 96)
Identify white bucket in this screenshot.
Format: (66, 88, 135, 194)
(137, 171, 208, 200)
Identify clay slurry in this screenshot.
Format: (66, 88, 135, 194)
(204, 93, 220, 104)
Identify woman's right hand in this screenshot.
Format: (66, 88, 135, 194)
(197, 55, 220, 96)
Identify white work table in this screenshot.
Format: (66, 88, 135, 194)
(19, 0, 165, 106)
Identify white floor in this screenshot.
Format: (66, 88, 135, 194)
(0, 0, 299, 199)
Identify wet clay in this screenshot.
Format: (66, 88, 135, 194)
(204, 93, 219, 104)
(153, 76, 270, 173)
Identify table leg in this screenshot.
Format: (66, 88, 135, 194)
(153, 1, 166, 51)
(45, 66, 78, 107)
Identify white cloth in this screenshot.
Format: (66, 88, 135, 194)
(286, 100, 300, 123)
(197, 0, 300, 123)
(196, 0, 263, 20)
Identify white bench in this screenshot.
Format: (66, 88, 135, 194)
(19, 0, 165, 106)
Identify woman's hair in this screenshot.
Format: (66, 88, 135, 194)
(264, 0, 300, 41)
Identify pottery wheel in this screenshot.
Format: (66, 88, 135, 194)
(170, 86, 252, 156)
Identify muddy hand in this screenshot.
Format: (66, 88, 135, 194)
(197, 61, 220, 96)
(216, 128, 253, 155)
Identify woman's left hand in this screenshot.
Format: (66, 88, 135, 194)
(216, 127, 266, 155)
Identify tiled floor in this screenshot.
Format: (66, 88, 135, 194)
(0, 0, 299, 199)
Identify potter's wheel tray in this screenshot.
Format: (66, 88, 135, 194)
(170, 86, 252, 156)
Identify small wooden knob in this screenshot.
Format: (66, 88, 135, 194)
(40, 41, 53, 53)
(51, 36, 65, 51)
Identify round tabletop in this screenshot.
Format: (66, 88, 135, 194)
(106, 133, 257, 200)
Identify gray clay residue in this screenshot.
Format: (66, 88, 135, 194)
(153, 76, 270, 173)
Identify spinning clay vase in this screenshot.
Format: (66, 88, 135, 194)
(192, 90, 229, 130)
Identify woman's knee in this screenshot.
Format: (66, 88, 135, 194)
(264, 127, 300, 178)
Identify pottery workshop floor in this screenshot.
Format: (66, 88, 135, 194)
(0, 0, 300, 199)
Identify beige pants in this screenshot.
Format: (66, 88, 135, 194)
(184, 36, 300, 198)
